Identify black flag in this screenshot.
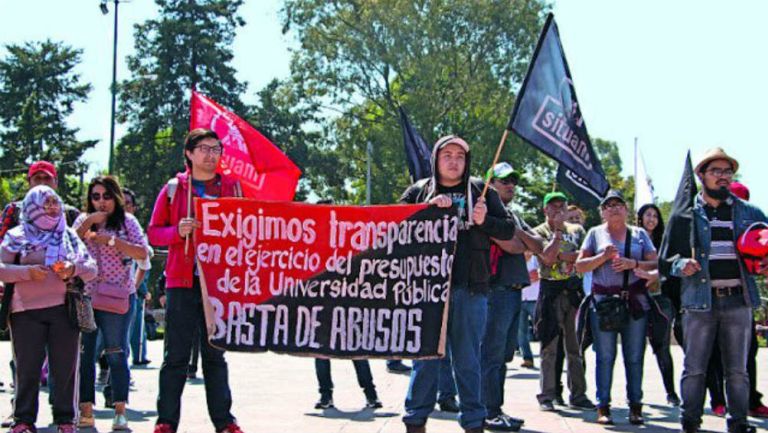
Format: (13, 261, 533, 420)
(398, 107, 432, 182)
(658, 151, 698, 278)
(556, 164, 602, 209)
(508, 13, 609, 199)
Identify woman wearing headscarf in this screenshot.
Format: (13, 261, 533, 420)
(73, 176, 149, 430)
(635, 204, 680, 406)
(0, 186, 97, 433)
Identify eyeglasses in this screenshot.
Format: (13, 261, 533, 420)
(91, 192, 114, 201)
(194, 145, 223, 155)
(42, 200, 61, 211)
(706, 168, 734, 178)
(601, 201, 626, 210)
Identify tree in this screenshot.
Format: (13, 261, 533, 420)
(116, 0, 247, 222)
(281, 0, 548, 204)
(0, 40, 95, 204)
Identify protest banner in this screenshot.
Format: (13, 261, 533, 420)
(194, 198, 458, 359)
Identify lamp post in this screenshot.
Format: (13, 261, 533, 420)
(101, 0, 120, 174)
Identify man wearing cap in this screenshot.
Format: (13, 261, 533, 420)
(400, 136, 516, 433)
(480, 162, 543, 431)
(669, 148, 768, 433)
(532, 192, 593, 412)
(0, 161, 80, 239)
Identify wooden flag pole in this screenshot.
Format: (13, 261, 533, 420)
(481, 129, 511, 198)
(184, 174, 193, 255)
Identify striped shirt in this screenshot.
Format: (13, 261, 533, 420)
(703, 201, 742, 289)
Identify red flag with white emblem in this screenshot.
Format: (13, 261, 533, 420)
(190, 91, 301, 200)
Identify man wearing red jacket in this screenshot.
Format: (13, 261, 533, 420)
(148, 129, 243, 433)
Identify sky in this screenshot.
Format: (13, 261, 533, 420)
(2, 1, 767, 210)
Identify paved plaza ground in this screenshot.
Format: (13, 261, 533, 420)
(2, 340, 767, 433)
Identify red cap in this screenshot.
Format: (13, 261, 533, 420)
(28, 161, 57, 179)
(730, 181, 750, 201)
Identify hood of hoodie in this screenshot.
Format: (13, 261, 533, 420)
(427, 135, 474, 225)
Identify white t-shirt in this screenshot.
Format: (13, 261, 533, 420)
(521, 256, 540, 301)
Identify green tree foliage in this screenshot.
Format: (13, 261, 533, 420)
(116, 0, 247, 222)
(0, 40, 95, 204)
(281, 0, 549, 204)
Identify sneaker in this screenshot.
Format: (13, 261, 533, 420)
(554, 395, 566, 406)
(77, 414, 95, 428)
(113, 413, 129, 430)
(217, 422, 244, 433)
(8, 423, 35, 433)
(57, 423, 75, 433)
(365, 396, 383, 409)
(485, 414, 522, 432)
(539, 400, 556, 411)
(520, 359, 534, 369)
(713, 404, 727, 417)
(667, 393, 681, 407)
(153, 423, 175, 433)
(501, 414, 524, 425)
(437, 397, 460, 413)
(749, 404, 768, 418)
(569, 396, 596, 410)
(1, 415, 14, 428)
(386, 361, 411, 374)
(133, 359, 151, 366)
(314, 395, 334, 409)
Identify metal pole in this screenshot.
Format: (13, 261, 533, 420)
(366, 141, 372, 205)
(108, 0, 119, 174)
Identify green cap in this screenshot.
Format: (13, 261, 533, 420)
(485, 162, 519, 183)
(543, 191, 568, 206)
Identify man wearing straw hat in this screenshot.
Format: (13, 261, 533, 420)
(147, 128, 244, 433)
(400, 135, 516, 433)
(671, 148, 768, 433)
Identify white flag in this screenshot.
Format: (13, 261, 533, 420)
(634, 139, 655, 210)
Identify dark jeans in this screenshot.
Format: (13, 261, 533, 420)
(517, 300, 536, 361)
(650, 295, 677, 397)
(681, 298, 751, 429)
(314, 359, 377, 399)
(81, 294, 135, 404)
(189, 324, 201, 375)
(157, 281, 235, 431)
(404, 287, 487, 429)
(748, 321, 764, 409)
(10, 305, 79, 425)
(130, 295, 148, 363)
(481, 287, 522, 418)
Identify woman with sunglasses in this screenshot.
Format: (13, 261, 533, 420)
(73, 176, 149, 430)
(0, 186, 96, 433)
(575, 190, 658, 425)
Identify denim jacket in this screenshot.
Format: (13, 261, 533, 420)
(671, 194, 767, 311)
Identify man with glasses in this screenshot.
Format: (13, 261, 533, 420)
(147, 129, 244, 433)
(670, 148, 768, 433)
(481, 162, 543, 431)
(532, 192, 594, 412)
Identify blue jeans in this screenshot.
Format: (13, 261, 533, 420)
(130, 295, 148, 363)
(315, 359, 377, 398)
(518, 300, 536, 361)
(404, 287, 487, 429)
(157, 282, 235, 431)
(589, 310, 647, 407)
(437, 350, 457, 402)
(481, 287, 522, 418)
(80, 293, 136, 404)
(680, 299, 751, 429)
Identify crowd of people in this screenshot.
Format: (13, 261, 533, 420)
(0, 129, 766, 433)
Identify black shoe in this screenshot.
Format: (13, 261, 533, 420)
(539, 400, 556, 412)
(554, 395, 566, 406)
(365, 396, 383, 409)
(438, 397, 460, 413)
(386, 362, 412, 374)
(485, 414, 523, 432)
(314, 395, 334, 409)
(133, 359, 151, 366)
(667, 393, 681, 407)
(728, 424, 757, 433)
(569, 396, 596, 410)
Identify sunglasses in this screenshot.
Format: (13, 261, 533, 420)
(91, 192, 114, 202)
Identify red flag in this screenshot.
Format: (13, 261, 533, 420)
(190, 91, 301, 200)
